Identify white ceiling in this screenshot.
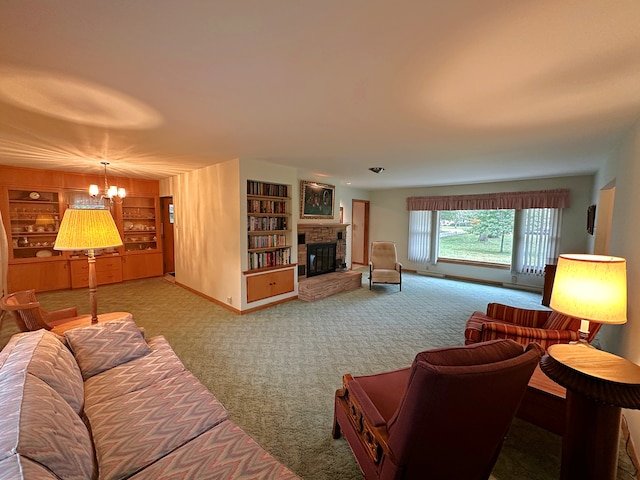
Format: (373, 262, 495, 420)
(1, 1, 640, 189)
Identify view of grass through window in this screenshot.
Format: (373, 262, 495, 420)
(438, 210, 514, 264)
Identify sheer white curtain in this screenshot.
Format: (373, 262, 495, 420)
(408, 210, 431, 264)
(515, 208, 562, 276)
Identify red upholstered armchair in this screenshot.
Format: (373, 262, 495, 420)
(465, 302, 602, 350)
(332, 339, 543, 480)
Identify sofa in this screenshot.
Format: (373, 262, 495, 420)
(0, 319, 299, 480)
(464, 302, 600, 350)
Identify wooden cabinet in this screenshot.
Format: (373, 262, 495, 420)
(122, 196, 159, 252)
(0, 165, 163, 293)
(69, 256, 123, 289)
(122, 252, 163, 281)
(246, 269, 295, 303)
(5, 189, 63, 261)
(7, 260, 71, 292)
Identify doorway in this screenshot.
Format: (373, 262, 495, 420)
(351, 199, 369, 265)
(160, 197, 175, 274)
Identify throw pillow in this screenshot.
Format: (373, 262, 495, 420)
(65, 319, 151, 380)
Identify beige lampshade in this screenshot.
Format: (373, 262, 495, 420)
(550, 254, 627, 324)
(54, 207, 123, 250)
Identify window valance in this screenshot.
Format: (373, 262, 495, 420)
(407, 189, 570, 211)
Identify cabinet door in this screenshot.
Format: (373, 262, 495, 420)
(122, 252, 163, 281)
(246, 269, 294, 303)
(8, 261, 71, 292)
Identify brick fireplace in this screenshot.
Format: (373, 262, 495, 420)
(297, 224, 348, 278)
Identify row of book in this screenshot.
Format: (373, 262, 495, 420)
(248, 216, 288, 231)
(248, 248, 291, 270)
(248, 234, 287, 249)
(247, 181, 288, 198)
(247, 199, 287, 214)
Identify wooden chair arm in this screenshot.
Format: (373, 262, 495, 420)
(337, 374, 396, 465)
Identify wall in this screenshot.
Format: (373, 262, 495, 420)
(595, 121, 640, 449)
(167, 159, 243, 310)
(368, 175, 594, 288)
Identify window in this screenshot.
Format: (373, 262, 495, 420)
(515, 208, 562, 275)
(408, 208, 562, 272)
(408, 210, 431, 263)
(438, 210, 514, 265)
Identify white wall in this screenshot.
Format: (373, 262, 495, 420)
(166, 159, 243, 309)
(369, 175, 594, 288)
(594, 120, 640, 450)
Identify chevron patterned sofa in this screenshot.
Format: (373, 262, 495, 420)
(0, 320, 299, 480)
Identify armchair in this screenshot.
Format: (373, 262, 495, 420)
(0, 289, 79, 332)
(464, 302, 601, 350)
(369, 241, 402, 291)
(332, 339, 543, 480)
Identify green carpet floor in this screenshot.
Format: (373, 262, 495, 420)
(1, 271, 637, 479)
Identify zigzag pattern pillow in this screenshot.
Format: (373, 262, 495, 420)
(65, 319, 152, 380)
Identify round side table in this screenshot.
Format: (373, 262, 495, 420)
(541, 343, 640, 480)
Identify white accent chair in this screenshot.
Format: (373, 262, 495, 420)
(369, 241, 402, 291)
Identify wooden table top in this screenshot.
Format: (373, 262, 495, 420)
(547, 344, 640, 385)
(51, 311, 133, 335)
(541, 343, 640, 409)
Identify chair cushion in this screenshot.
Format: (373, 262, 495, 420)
(84, 336, 187, 408)
(371, 269, 400, 284)
(0, 454, 60, 480)
(65, 319, 152, 380)
(84, 370, 228, 480)
(352, 367, 411, 423)
(371, 242, 398, 270)
(128, 421, 299, 480)
(0, 330, 84, 414)
(0, 374, 95, 480)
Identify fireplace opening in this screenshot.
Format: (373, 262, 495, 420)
(307, 242, 337, 277)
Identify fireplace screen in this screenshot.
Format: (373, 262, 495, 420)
(307, 242, 337, 277)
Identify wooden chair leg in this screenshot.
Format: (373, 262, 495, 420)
(332, 414, 342, 439)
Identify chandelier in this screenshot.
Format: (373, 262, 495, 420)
(89, 161, 126, 203)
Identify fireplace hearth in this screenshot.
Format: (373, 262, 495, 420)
(307, 242, 336, 277)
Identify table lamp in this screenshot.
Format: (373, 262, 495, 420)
(54, 207, 123, 323)
(550, 253, 627, 345)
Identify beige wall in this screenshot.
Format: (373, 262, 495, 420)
(166, 158, 243, 309)
(368, 175, 594, 289)
(594, 120, 640, 449)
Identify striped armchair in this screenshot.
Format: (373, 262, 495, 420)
(464, 303, 602, 350)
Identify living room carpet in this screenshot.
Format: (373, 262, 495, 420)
(1, 271, 637, 480)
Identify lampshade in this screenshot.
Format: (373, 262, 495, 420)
(550, 254, 627, 325)
(54, 208, 123, 250)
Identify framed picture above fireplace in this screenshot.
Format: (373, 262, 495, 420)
(300, 180, 335, 219)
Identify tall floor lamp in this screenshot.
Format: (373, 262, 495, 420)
(54, 207, 123, 323)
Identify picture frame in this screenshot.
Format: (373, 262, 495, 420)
(300, 180, 335, 219)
